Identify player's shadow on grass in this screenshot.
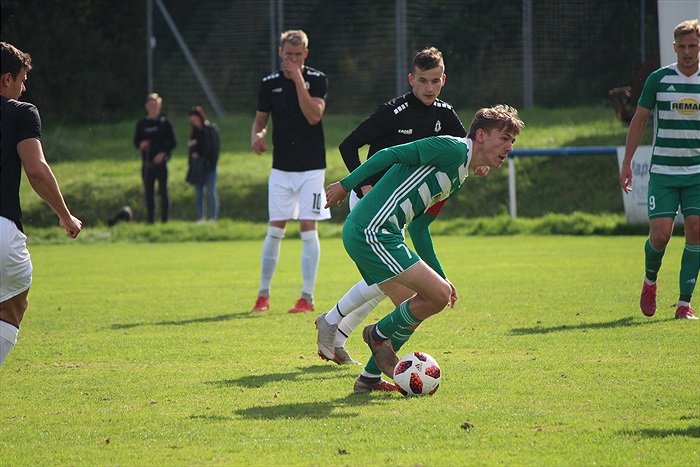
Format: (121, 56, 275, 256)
(206, 365, 393, 420)
(206, 364, 350, 389)
(111, 311, 253, 330)
(620, 425, 700, 439)
(509, 316, 662, 335)
(233, 393, 394, 420)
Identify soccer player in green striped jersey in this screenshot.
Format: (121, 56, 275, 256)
(620, 19, 700, 320)
(325, 105, 524, 393)
(314, 48, 474, 367)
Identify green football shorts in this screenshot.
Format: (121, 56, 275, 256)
(342, 219, 420, 286)
(647, 172, 700, 219)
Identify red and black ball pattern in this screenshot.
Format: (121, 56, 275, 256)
(393, 351, 442, 396)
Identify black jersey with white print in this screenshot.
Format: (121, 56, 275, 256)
(257, 66, 328, 172)
(339, 91, 466, 196)
(1, 96, 42, 232)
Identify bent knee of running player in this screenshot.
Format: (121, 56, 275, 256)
(397, 262, 452, 319)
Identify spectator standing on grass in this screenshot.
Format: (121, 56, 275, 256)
(0, 42, 82, 366)
(315, 47, 488, 366)
(324, 105, 524, 393)
(186, 106, 220, 224)
(619, 19, 700, 320)
(250, 29, 330, 314)
(133, 93, 176, 224)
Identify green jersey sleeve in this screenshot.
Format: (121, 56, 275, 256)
(407, 208, 446, 278)
(637, 68, 662, 111)
(340, 140, 422, 191)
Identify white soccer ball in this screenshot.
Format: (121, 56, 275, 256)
(393, 351, 441, 396)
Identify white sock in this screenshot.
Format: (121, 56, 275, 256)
(325, 280, 374, 325)
(336, 294, 385, 347)
(300, 230, 320, 297)
(0, 321, 19, 367)
(258, 226, 285, 296)
(325, 279, 385, 326)
(361, 369, 382, 379)
(358, 281, 383, 301)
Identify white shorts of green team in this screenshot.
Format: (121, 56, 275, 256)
(0, 216, 33, 302)
(268, 168, 331, 222)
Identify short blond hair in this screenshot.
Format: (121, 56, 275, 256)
(467, 104, 524, 139)
(280, 30, 308, 49)
(674, 19, 700, 40)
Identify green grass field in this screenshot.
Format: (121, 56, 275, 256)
(2, 236, 698, 465)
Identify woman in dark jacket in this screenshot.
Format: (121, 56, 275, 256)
(186, 106, 220, 223)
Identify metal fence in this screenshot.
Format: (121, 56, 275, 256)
(148, 0, 659, 116)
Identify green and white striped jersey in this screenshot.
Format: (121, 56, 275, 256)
(638, 63, 700, 175)
(341, 135, 471, 234)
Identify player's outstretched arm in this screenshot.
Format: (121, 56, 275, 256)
(338, 109, 392, 173)
(18, 138, 82, 238)
(338, 144, 411, 196)
(407, 205, 446, 279)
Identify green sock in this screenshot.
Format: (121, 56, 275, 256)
(644, 238, 665, 282)
(363, 356, 381, 377)
(363, 329, 415, 377)
(376, 299, 422, 339)
(679, 243, 700, 301)
(392, 329, 414, 353)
